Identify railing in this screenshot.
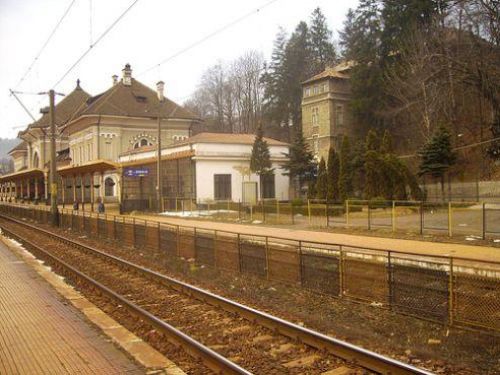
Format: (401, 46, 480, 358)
(0, 202, 499, 333)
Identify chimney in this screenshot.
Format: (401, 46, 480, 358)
(156, 81, 165, 102)
(122, 63, 132, 86)
(112, 75, 118, 85)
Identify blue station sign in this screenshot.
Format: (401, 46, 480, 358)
(124, 168, 149, 177)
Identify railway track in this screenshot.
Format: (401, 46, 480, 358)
(0, 214, 434, 375)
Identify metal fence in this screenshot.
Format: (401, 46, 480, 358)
(155, 197, 500, 240)
(0, 202, 498, 333)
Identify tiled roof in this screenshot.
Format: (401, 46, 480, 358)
(7, 140, 27, 154)
(176, 132, 289, 146)
(74, 78, 199, 121)
(302, 61, 355, 84)
(30, 83, 91, 129)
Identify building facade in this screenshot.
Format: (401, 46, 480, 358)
(119, 132, 290, 210)
(301, 61, 354, 162)
(1, 64, 200, 207)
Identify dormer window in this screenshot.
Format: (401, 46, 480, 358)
(135, 95, 147, 103)
(133, 138, 152, 149)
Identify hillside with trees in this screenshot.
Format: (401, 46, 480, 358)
(185, 2, 499, 186)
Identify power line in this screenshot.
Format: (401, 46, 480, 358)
(399, 136, 500, 159)
(137, 0, 280, 77)
(52, 0, 140, 89)
(15, 0, 77, 89)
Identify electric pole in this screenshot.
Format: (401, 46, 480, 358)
(156, 81, 165, 212)
(49, 89, 59, 226)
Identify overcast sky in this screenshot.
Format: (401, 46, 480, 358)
(0, 0, 358, 138)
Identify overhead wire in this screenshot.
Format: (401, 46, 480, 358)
(52, 0, 140, 89)
(137, 0, 280, 77)
(15, 0, 77, 89)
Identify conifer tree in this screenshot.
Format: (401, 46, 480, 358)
(419, 125, 456, 200)
(338, 137, 353, 201)
(309, 7, 336, 74)
(326, 147, 340, 201)
(283, 130, 315, 196)
(250, 125, 273, 198)
(262, 28, 289, 126)
(363, 130, 381, 199)
(315, 157, 328, 199)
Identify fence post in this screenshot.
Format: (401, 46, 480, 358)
(237, 233, 242, 273)
(307, 199, 311, 226)
(325, 200, 329, 227)
(238, 200, 241, 221)
(345, 200, 350, 227)
(420, 201, 424, 235)
(388, 251, 393, 309)
(276, 200, 280, 224)
(157, 221, 161, 251)
(339, 246, 344, 298)
(298, 240, 303, 286)
(392, 201, 396, 232)
(482, 202, 486, 240)
(367, 201, 371, 230)
(448, 257, 454, 326)
(448, 202, 452, 237)
(265, 236, 269, 280)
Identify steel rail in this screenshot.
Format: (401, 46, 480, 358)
(0, 214, 435, 375)
(0, 225, 251, 375)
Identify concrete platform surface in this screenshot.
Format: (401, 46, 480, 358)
(0, 240, 144, 375)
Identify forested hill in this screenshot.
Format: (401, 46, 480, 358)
(0, 138, 20, 159)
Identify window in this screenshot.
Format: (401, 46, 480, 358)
(313, 85, 319, 94)
(336, 105, 344, 127)
(312, 107, 319, 126)
(312, 134, 319, 160)
(323, 83, 328, 92)
(105, 177, 115, 197)
(133, 138, 153, 149)
(261, 174, 275, 199)
(305, 88, 311, 97)
(172, 135, 188, 142)
(87, 144, 91, 161)
(214, 174, 231, 200)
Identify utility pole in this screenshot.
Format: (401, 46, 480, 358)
(156, 81, 165, 212)
(49, 89, 59, 226)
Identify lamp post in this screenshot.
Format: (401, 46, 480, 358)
(156, 81, 165, 212)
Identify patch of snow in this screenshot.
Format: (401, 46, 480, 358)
(252, 220, 263, 224)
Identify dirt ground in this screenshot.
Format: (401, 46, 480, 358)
(28, 219, 500, 375)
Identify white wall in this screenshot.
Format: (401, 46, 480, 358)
(195, 159, 289, 202)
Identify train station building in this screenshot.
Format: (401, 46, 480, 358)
(0, 64, 290, 211)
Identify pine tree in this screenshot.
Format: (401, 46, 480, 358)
(284, 21, 311, 131)
(262, 28, 289, 127)
(283, 130, 316, 196)
(250, 125, 273, 198)
(338, 136, 353, 201)
(363, 130, 381, 199)
(326, 147, 340, 201)
(380, 129, 393, 154)
(315, 157, 327, 199)
(309, 7, 336, 74)
(419, 125, 456, 200)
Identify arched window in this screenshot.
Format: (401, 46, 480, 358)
(133, 138, 152, 149)
(32, 152, 39, 168)
(104, 177, 115, 196)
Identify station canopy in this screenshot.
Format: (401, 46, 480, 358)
(0, 168, 45, 183)
(57, 160, 119, 176)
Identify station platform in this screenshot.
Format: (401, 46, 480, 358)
(0, 240, 144, 374)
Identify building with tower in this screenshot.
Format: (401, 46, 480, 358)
(301, 61, 355, 162)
